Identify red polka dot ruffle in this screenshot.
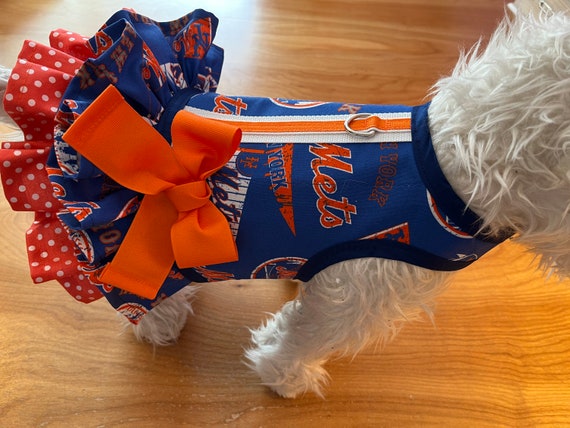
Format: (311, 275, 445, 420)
(0, 31, 103, 303)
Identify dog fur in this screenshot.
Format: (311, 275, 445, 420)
(132, 12, 570, 398)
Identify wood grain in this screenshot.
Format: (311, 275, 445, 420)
(1, 1, 570, 426)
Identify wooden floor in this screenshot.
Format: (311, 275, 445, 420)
(2, 0, 570, 426)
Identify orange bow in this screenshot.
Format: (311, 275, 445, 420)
(63, 85, 241, 299)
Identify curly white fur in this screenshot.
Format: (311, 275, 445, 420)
(131, 286, 199, 346)
(429, 12, 570, 277)
(135, 12, 570, 398)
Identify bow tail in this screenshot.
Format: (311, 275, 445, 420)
(97, 193, 178, 299)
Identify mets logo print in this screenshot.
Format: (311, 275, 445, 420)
(141, 42, 166, 86)
(252, 257, 307, 279)
(363, 222, 410, 244)
(310, 144, 357, 228)
(66, 201, 101, 225)
(69, 229, 95, 263)
(427, 191, 472, 239)
(266, 144, 295, 235)
(117, 302, 148, 324)
(369, 142, 399, 207)
(209, 152, 251, 237)
(269, 98, 328, 109)
(214, 95, 248, 115)
(194, 266, 235, 282)
(173, 18, 213, 59)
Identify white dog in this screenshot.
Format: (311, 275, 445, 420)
(126, 12, 570, 398)
(1, 10, 568, 399)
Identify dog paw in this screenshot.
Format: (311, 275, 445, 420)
(245, 343, 330, 398)
(245, 314, 330, 398)
(130, 286, 198, 346)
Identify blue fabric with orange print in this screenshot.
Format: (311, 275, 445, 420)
(3, 8, 509, 323)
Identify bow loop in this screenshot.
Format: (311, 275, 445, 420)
(63, 85, 241, 299)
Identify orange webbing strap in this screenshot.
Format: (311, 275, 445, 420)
(63, 85, 240, 299)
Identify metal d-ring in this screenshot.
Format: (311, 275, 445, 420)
(344, 113, 376, 137)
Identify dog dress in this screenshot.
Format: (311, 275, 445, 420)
(0, 9, 508, 323)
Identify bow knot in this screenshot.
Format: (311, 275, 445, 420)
(165, 181, 212, 213)
(63, 85, 241, 299)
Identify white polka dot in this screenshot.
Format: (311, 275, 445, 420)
(76, 295, 83, 300)
(9, 197, 17, 203)
(42, 95, 49, 101)
(40, 251, 48, 258)
(18, 59, 27, 65)
(61, 246, 69, 252)
(31, 262, 39, 267)
(28, 41, 36, 48)
(65, 260, 72, 266)
(57, 271, 64, 277)
(24, 203, 31, 209)
(45, 201, 53, 209)
(37, 233, 43, 240)
(76, 285, 82, 291)
(20, 86, 28, 94)
(5, 93, 13, 101)
(25, 134, 33, 141)
(58, 42, 64, 49)
(15, 167, 23, 173)
(54, 91, 62, 98)
(28, 245, 36, 251)
(2, 160, 10, 167)
(45, 133, 52, 139)
(37, 163, 45, 170)
(27, 68, 35, 75)
(48, 240, 55, 246)
(48, 76, 56, 84)
(5, 178, 13, 185)
(48, 49, 56, 56)
(69, 58, 76, 64)
(11, 73, 20, 80)
(34, 53, 42, 60)
(18, 185, 26, 192)
(54, 227, 62, 234)
(27, 173, 35, 180)
(44, 265, 51, 271)
(69, 37, 76, 42)
(50, 107, 58, 113)
(31, 193, 40, 200)
(54, 61, 62, 68)
(62, 74, 71, 81)
(35, 277, 44, 283)
(40, 183, 47, 190)
(53, 31, 60, 37)
(34, 80, 42, 88)
(14, 150, 22, 157)
(28, 99, 36, 107)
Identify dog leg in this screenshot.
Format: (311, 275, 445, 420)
(246, 258, 448, 398)
(130, 285, 199, 346)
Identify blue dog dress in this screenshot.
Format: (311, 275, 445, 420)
(0, 8, 508, 323)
